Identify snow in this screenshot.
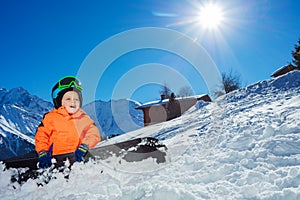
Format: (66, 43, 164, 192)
(1, 71, 300, 199)
(0, 115, 34, 144)
(136, 94, 207, 109)
(0, 87, 53, 159)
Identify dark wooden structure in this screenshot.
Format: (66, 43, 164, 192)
(136, 94, 211, 126)
(271, 64, 296, 78)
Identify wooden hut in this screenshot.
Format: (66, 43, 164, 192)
(271, 64, 296, 78)
(136, 94, 211, 126)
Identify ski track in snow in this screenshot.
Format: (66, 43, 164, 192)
(1, 71, 300, 199)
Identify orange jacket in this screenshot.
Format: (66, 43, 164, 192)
(35, 106, 101, 155)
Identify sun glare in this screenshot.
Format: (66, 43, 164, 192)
(198, 3, 224, 30)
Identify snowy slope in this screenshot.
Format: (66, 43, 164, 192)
(0, 71, 300, 199)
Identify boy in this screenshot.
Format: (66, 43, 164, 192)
(35, 76, 101, 168)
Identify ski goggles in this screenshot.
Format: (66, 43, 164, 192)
(52, 76, 82, 99)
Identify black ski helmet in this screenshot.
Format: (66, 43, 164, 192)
(51, 76, 83, 109)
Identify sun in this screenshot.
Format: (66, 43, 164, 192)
(197, 3, 224, 30)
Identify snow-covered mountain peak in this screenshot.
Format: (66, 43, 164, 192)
(83, 99, 143, 138)
(0, 87, 29, 105)
(0, 87, 53, 160)
(0, 87, 53, 113)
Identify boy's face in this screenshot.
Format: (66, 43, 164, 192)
(61, 91, 80, 114)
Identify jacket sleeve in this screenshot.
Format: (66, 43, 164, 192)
(35, 113, 53, 153)
(81, 119, 101, 148)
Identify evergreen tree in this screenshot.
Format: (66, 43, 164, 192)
(292, 38, 300, 70)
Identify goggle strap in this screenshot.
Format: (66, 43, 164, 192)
(52, 88, 63, 99)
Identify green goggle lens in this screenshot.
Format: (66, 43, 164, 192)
(58, 76, 83, 91)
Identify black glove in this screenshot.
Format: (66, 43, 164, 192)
(75, 144, 89, 162)
(38, 151, 52, 168)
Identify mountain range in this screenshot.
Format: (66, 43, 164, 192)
(0, 87, 143, 160)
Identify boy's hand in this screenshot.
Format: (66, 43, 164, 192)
(38, 151, 52, 168)
(75, 143, 89, 162)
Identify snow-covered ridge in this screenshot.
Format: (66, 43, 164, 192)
(0, 87, 53, 160)
(0, 115, 34, 144)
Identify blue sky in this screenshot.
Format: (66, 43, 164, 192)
(0, 0, 299, 105)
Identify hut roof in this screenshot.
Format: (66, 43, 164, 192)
(136, 94, 208, 109)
